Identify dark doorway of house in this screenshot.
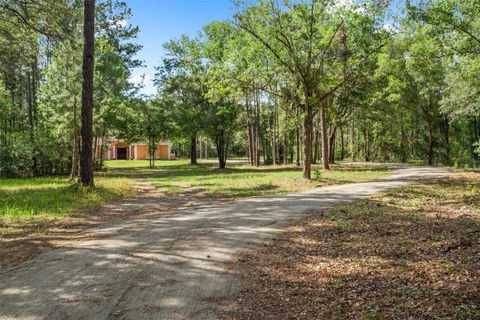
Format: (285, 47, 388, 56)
(117, 148, 127, 160)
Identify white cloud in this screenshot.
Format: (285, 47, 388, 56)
(327, 0, 366, 15)
(129, 74, 147, 86)
(109, 19, 127, 28)
(382, 24, 398, 34)
(129, 73, 156, 95)
(117, 19, 127, 28)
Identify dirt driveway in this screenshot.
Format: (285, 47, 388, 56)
(0, 166, 448, 320)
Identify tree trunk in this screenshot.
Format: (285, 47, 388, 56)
(340, 126, 345, 161)
(70, 96, 78, 179)
(276, 101, 280, 164)
(351, 119, 356, 162)
(320, 104, 330, 170)
(247, 122, 253, 165)
(79, 0, 95, 187)
(271, 110, 276, 166)
(295, 103, 300, 166)
(473, 117, 479, 160)
(400, 125, 408, 162)
(427, 125, 434, 165)
(99, 124, 106, 171)
(444, 116, 450, 163)
(364, 129, 370, 162)
(27, 72, 37, 175)
(251, 123, 257, 166)
(216, 132, 226, 169)
(246, 92, 255, 166)
(199, 138, 202, 160)
(328, 126, 336, 164)
(255, 96, 261, 166)
(93, 136, 98, 163)
(302, 108, 314, 179)
(190, 136, 197, 165)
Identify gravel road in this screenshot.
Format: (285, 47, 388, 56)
(0, 166, 448, 320)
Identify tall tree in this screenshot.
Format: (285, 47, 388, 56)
(235, 0, 387, 178)
(79, 0, 95, 187)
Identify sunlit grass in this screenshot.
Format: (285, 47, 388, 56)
(0, 160, 390, 227)
(105, 159, 182, 168)
(0, 176, 135, 226)
(106, 160, 391, 198)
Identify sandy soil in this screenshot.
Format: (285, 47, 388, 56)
(0, 166, 448, 320)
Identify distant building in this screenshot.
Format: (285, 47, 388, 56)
(95, 138, 173, 160)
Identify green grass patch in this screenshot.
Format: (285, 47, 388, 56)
(0, 176, 135, 226)
(105, 160, 391, 198)
(104, 159, 182, 168)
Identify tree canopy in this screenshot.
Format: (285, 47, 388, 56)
(1, 0, 479, 179)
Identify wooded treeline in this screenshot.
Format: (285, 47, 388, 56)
(155, 0, 480, 178)
(1, 0, 479, 180)
(0, 0, 141, 178)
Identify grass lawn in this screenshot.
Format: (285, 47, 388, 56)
(221, 172, 480, 319)
(0, 176, 134, 229)
(105, 159, 391, 198)
(0, 160, 389, 237)
(104, 159, 181, 168)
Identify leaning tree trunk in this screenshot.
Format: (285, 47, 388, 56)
(79, 0, 95, 187)
(190, 136, 197, 165)
(320, 104, 330, 170)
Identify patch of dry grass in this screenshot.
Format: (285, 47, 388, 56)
(220, 173, 480, 319)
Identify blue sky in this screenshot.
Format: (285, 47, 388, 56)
(125, 0, 235, 95)
(125, 0, 407, 95)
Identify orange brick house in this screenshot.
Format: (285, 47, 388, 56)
(96, 138, 173, 160)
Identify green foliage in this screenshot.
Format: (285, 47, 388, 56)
(0, 0, 140, 177)
(1, 0, 479, 179)
(313, 168, 322, 179)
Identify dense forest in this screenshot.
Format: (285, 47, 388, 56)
(1, 0, 479, 181)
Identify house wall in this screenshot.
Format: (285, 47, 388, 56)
(136, 144, 148, 160)
(135, 144, 169, 160)
(94, 140, 171, 160)
(158, 145, 169, 159)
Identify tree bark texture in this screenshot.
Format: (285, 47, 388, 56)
(79, 0, 95, 187)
